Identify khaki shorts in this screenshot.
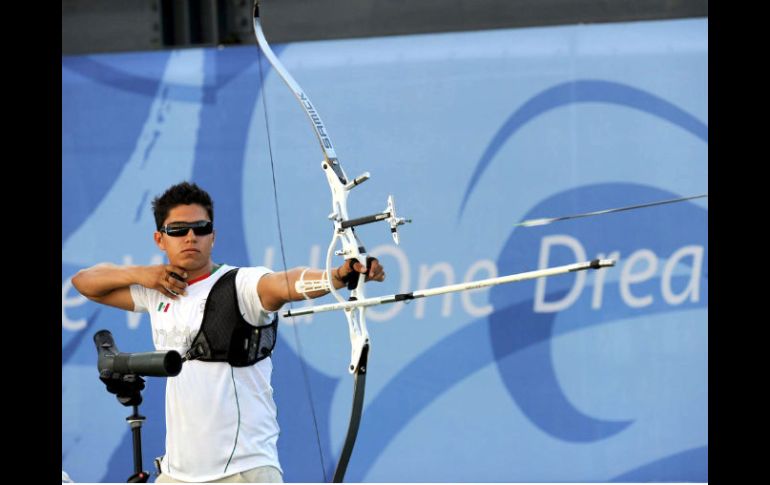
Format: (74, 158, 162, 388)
(156, 465, 283, 483)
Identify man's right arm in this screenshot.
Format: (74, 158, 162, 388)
(71, 263, 188, 311)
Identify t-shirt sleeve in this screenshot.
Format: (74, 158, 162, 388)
(236, 266, 276, 326)
(129, 284, 150, 313)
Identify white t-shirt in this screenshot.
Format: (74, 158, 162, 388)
(130, 264, 282, 482)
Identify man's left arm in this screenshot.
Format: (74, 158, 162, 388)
(257, 258, 385, 312)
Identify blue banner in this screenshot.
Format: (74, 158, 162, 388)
(62, 17, 707, 482)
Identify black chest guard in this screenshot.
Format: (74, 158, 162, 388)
(183, 268, 278, 367)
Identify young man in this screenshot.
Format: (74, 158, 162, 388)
(72, 181, 385, 483)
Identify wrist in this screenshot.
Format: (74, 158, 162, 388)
(131, 265, 156, 288)
(333, 265, 344, 288)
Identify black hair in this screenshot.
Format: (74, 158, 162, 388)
(151, 181, 214, 230)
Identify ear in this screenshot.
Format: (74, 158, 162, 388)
(154, 231, 165, 250)
(211, 229, 216, 248)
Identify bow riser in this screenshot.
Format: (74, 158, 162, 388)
(321, 159, 371, 372)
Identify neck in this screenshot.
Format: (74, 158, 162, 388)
(184, 260, 215, 282)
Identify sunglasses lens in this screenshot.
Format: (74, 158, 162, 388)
(165, 227, 188, 237)
(192, 222, 213, 235)
(163, 221, 213, 237)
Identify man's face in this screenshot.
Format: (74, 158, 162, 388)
(154, 204, 215, 271)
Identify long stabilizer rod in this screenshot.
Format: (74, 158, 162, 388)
(515, 194, 708, 228)
(284, 258, 615, 317)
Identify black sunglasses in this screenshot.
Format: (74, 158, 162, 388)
(160, 220, 214, 237)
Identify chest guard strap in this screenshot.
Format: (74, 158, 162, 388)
(184, 268, 278, 367)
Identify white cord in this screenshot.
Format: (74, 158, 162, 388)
(296, 267, 312, 300)
(295, 269, 332, 298)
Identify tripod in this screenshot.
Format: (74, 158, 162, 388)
(100, 372, 151, 483)
(93, 330, 183, 482)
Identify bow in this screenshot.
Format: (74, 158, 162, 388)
(252, 3, 623, 481)
(252, 2, 408, 481)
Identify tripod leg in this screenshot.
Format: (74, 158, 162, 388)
(127, 405, 150, 483)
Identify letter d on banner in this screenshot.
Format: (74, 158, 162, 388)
(534, 235, 587, 313)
